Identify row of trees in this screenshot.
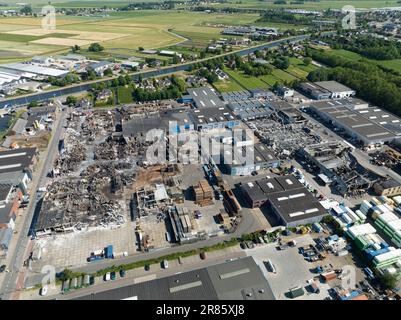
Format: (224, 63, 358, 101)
(307, 49, 401, 117)
(324, 35, 401, 60)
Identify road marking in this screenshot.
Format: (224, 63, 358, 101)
(134, 274, 156, 284)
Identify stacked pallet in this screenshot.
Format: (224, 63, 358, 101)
(193, 179, 213, 206)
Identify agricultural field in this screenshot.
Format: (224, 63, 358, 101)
(329, 49, 401, 74)
(220, 57, 315, 91)
(0, 9, 305, 62)
(182, 0, 401, 10)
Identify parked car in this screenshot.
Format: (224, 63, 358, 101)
(144, 264, 150, 271)
(110, 271, 116, 280)
(89, 275, 95, 285)
(119, 269, 126, 278)
(0, 265, 6, 273)
(240, 242, 246, 249)
(163, 260, 169, 269)
(246, 241, 255, 249)
(104, 272, 111, 281)
(40, 285, 48, 296)
(200, 252, 206, 260)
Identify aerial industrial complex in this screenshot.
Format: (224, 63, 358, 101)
(0, 3, 401, 304)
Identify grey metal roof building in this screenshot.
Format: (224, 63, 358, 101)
(241, 175, 326, 226)
(314, 81, 355, 99)
(308, 100, 397, 146)
(187, 87, 225, 109)
(1, 63, 69, 78)
(122, 109, 194, 137)
(73, 256, 275, 300)
(227, 96, 272, 120)
(222, 143, 280, 176)
(297, 82, 331, 100)
(188, 106, 240, 131)
(0, 148, 36, 174)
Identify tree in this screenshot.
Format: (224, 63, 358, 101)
(66, 96, 77, 106)
(303, 57, 312, 66)
(58, 268, 74, 281)
(273, 56, 290, 70)
(71, 45, 80, 53)
(88, 43, 104, 52)
(28, 101, 38, 108)
(378, 273, 398, 289)
(138, 47, 144, 51)
(20, 5, 32, 15)
(104, 68, 113, 77)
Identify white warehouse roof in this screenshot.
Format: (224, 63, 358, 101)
(1, 62, 69, 77)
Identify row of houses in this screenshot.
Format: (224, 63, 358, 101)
(0, 148, 37, 257)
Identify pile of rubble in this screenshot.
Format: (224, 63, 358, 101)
(251, 118, 321, 160)
(55, 128, 86, 174)
(39, 178, 126, 232)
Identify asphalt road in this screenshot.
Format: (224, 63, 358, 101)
(0, 35, 310, 109)
(0, 100, 68, 300)
(43, 250, 248, 300)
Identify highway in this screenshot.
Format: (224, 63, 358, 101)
(0, 100, 68, 300)
(0, 35, 310, 109)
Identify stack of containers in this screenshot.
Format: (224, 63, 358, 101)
(373, 248, 401, 268)
(359, 200, 373, 216)
(393, 196, 401, 207)
(345, 223, 377, 240)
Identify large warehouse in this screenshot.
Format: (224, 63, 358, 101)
(186, 87, 225, 109)
(308, 100, 398, 147)
(188, 105, 240, 131)
(222, 143, 280, 175)
(73, 256, 275, 300)
(241, 175, 327, 227)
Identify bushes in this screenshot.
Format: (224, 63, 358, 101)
(94, 239, 239, 277)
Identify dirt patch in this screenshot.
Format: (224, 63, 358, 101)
(0, 50, 25, 57)
(30, 37, 91, 46)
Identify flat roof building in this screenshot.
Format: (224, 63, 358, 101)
(222, 143, 280, 176)
(315, 81, 355, 99)
(122, 109, 194, 137)
(187, 87, 225, 109)
(297, 82, 331, 100)
(73, 256, 275, 300)
(0, 148, 36, 175)
(188, 105, 240, 131)
(241, 175, 326, 227)
(308, 100, 397, 146)
(0, 62, 69, 78)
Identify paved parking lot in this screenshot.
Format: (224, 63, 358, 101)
(246, 234, 331, 300)
(30, 220, 137, 271)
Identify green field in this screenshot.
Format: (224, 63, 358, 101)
(220, 57, 317, 91)
(329, 49, 401, 74)
(224, 68, 269, 90)
(213, 78, 244, 93)
(0, 9, 309, 61)
(116, 86, 133, 104)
